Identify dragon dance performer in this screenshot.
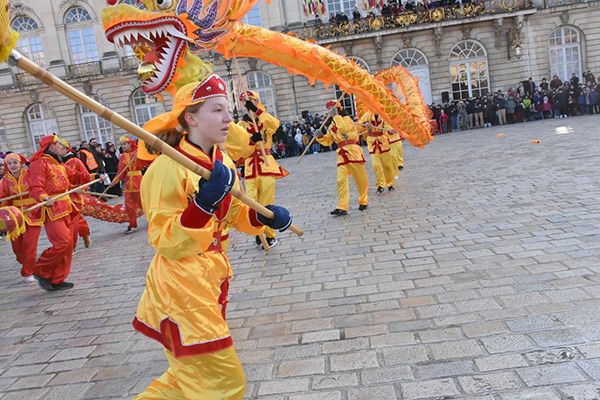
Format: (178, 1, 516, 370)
(108, 136, 152, 234)
(0, 153, 42, 283)
(238, 90, 288, 248)
(316, 101, 369, 215)
(357, 111, 396, 193)
(389, 127, 405, 175)
(61, 139, 93, 251)
(133, 74, 292, 399)
(28, 135, 89, 291)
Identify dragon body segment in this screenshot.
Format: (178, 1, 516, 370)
(102, 0, 431, 147)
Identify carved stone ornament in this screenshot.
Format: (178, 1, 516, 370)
(373, 35, 384, 65)
(30, 89, 39, 103)
(433, 26, 443, 57)
(462, 24, 472, 40)
(247, 58, 257, 70)
(560, 11, 569, 24)
(402, 33, 413, 48)
(83, 81, 93, 95)
(342, 41, 353, 56)
(493, 18, 503, 49)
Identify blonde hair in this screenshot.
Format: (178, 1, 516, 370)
(145, 102, 205, 155)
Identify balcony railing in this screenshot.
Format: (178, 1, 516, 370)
(122, 55, 142, 71)
(15, 72, 41, 87)
(68, 61, 102, 79)
(292, 0, 534, 41)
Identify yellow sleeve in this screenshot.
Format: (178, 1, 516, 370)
(141, 156, 215, 261)
(225, 122, 254, 161)
(257, 110, 280, 135)
(316, 130, 334, 146)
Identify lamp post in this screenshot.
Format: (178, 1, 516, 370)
(223, 58, 239, 122)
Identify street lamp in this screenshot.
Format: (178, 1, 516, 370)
(223, 58, 239, 122)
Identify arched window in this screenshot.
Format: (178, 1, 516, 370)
(449, 40, 490, 100)
(334, 57, 370, 116)
(242, 3, 261, 26)
(65, 7, 99, 64)
(548, 27, 582, 82)
(247, 71, 276, 117)
(326, 0, 354, 18)
(27, 104, 59, 150)
(391, 49, 432, 105)
(79, 97, 114, 145)
(12, 16, 44, 66)
(132, 89, 165, 128)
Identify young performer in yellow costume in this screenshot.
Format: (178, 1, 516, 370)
(238, 90, 288, 248)
(357, 111, 396, 192)
(388, 128, 404, 174)
(316, 101, 369, 215)
(133, 74, 293, 399)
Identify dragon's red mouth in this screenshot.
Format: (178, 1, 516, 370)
(106, 17, 189, 95)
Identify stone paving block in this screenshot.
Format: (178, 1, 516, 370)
(81, 378, 135, 399)
(43, 383, 94, 400)
(496, 388, 562, 400)
(516, 364, 587, 386)
(558, 383, 600, 400)
(346, 385, 398, 400)
(48, 368, 98, 386)
(400, 378, 461, 400)
(257, 378, 310, 396)
(480, 334, 535, 354)
(429, 339, 485, 361)
(8, 374, 54, 390)
(381, 345, 429, 365)
(329, 351, 379, 372)
(458, 371, 522, 394)
(277, 357, 325, 378)
(474, 354, 529, 372)
(416, 360, 474, 379)
(576, 359, 600, 380)
(418, 327, 463, 343)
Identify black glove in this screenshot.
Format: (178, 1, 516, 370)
(141, 166, 148, 176)
(320, 117, 334, 135)
(245, 100, 258, 113)
(194, 159, 235, 214)
(250, 131, 263, 144)
(257, 205, 292, 232)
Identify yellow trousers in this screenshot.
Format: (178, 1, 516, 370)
(370, 151, 396, 188)
(390, 141, 404, 168)
(134, 347, 245, 400)
(337, 162, 369, 211)
(245, 175, 276, 239)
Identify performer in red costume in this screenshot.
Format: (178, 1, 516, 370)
(0, 153, 42, 283)
(108, 136, 151, 233)
(28, 135, 88, 291)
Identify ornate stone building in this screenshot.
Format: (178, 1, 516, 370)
(0, 0, 598, 155)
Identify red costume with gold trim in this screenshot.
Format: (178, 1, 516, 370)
(64, 155, 92, 246)
(28, 136, 87, 286)
(113, 143, 152, 229)
(0, 155, 42, 278)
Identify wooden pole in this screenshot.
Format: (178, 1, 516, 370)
(99, 151, 137, 196)
(87, 192, 118, 198)
(24, 179, 101, 213)
(231, 51, 269, 166)
(0, 191, 29, 203)
(8, 51, 303, 237)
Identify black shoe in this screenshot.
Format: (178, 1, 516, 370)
(358, 204, 368, 211)
(264, 237, 279, 249)
(255, 235, 261, 245)
(376, 186, 384, 193)
(34, 275, 54, 292)
(398, 166, 404, 171)
(330, 208, 348, 216)
(52, 282, 74, 290)
(388, 186, 395, 191)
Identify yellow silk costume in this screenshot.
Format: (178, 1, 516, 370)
(317, 115, 369, 210)
(357, 112, 396, 188)
(135, 138, 264, 358)
(238, 109, 288, 239)
(388, 130, 405, 170)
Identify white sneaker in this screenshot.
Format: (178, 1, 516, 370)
(24, 276, 35, 283)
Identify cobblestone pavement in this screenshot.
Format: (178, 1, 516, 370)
(1, 116, 600, 400)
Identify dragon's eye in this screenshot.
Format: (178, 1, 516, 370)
(156, 0, 173, 9)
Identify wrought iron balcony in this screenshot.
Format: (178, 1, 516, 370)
(122, 55, 142, 71)
(291, 0, 534, 41)
(68, 61, 102, 79)
(15, 72, 41, 87)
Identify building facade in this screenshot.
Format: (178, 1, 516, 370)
(0, 0, 598, 155)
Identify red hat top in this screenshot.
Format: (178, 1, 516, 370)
(29, 135, 59, 163)
(240, 90, 259, 103)
(325, 100, 338, 109)
(191, 74, 228, 103)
